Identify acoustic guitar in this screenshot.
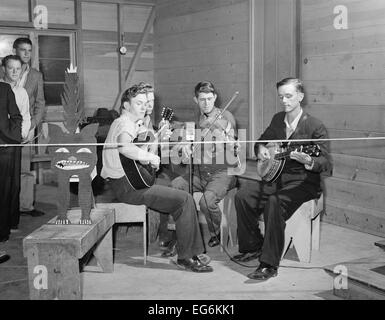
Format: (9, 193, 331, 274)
(256, 142, 321, 182)
(120, 107, 174, 190)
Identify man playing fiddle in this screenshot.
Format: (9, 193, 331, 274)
(170, 81, 238, 249)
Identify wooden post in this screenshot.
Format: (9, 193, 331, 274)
(112, 6, 156, 110)
(93, 228, 113, 273)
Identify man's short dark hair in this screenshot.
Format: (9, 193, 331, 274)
(276, 77, 304, 94)
(13, 37, 33, 49)
(138, 82, 154, 93)
(119, 83, 148, 114)
(1, 54, 23, 68)
(194, 81, 217, 97)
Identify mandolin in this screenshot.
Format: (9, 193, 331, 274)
(120, 107, 174, 190)
(256, 142, 321, 182)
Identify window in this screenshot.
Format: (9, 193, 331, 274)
(0, 34, 25, 58)
(38, 34, 73, 106)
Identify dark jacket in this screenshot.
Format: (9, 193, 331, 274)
(0, 82, 22, 144)
(255, 110, 332, 190)
(24, 68, 46, 129)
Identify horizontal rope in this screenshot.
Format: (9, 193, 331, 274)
(1, 135, 385, 148)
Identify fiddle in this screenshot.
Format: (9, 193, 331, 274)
(184, 92, 241, 166)
(199, 109, 231, 133)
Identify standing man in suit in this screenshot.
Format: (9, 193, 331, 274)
(1, 55, 31, 232)
(0, 82, 22, 246)
(13, 37, 46, 217)
(233, 78, 332, 280)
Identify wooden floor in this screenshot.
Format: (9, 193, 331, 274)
(0, 184, 384, 300)
(81, 222, 384, 300)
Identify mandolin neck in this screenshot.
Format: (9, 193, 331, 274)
(274, 145, 302, 160)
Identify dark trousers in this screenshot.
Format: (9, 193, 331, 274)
(108, 176, 205, 260)
(10, 147, 21, 228)
(0, 147, 16, 239)
(235, 173, 320, 267)
(154, 175, 175, 244)
(171, 170, 237, 235)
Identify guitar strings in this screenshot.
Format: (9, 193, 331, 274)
(1, 135, 385, 148)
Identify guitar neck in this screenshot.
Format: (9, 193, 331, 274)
(154, 120, 169, 139)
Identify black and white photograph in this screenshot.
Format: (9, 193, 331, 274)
(0, 0, 385, 307)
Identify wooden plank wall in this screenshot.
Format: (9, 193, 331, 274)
(81, 0, 154, 116)
(257, 0, 298, 136)
(300, 0, 385, 236)
(0, 0, 29, 22)
(153, 0, 250, 127)
(82, 2, 120, 115)
(154, 0, 297, 157)
(36, 0, 76, 25)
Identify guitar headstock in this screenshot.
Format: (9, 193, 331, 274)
(161, 107, 174, 122)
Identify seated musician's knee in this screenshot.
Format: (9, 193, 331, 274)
(199, 191, 217, 212)
(171, 176, 189, 191)
(234, 187, 248, 205)
(174, 187, 192, 206)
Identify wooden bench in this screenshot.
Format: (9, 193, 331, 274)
(284, 195, 323, 261)
(23, 208, 114, 300)
(95, 203, 148, 264)
(257, 195, 324, 263)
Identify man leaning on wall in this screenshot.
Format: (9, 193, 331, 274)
(13, 38, 46, 217)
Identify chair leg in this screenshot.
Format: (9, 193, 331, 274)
(218, 200, 225, 253)
(312, 214, 321, 251)
(143, 212, 147, 265)
(292, 218, 311, 263)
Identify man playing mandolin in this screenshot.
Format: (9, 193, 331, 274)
(233, 78, 332, 281)
(101, 83, 213, 273)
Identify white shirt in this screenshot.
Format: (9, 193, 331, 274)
(101, 112, 140, 179)
(18, 64, 30, 88)
(0, 79, 31, 140)
(284, 108, 314, 170)
(284, 108, 303, 139)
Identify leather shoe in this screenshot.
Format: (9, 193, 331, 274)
(193, 253, 211, 266)
(233, 250, 262, 262)
(159, 240, 172, 250)
(176, 257, 213, 273)
(208, 234, 220, 247)
(0, 252, 10, 264)
(20, 209, 45, 217)
(161, 240, 177, 258)
(247, 264, 278, 281)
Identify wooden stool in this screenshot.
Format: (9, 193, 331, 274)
(283, 194, 323, 262)
(23, 208, 114, 300)
(259, 195, 324, 263)
(193, 188, 237, 252)
(95, 203, 147, 265)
